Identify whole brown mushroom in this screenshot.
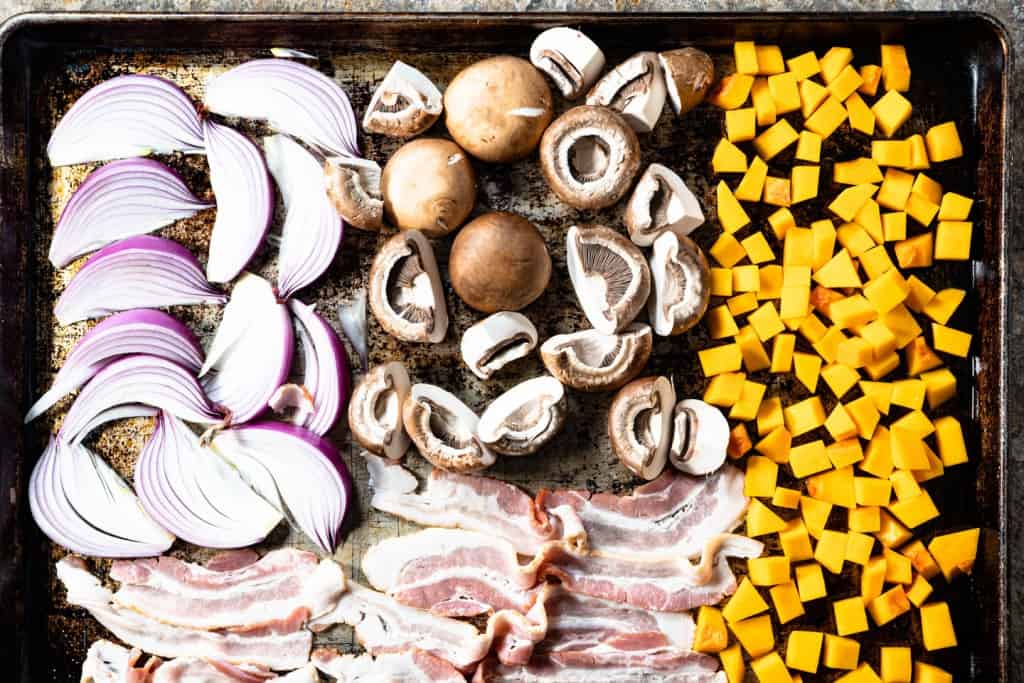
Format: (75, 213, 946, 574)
(448, 212, 551, 313)
(381, 138, 477, 237)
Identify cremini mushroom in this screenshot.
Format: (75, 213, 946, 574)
(368, 230, 448, 343)
(567, 224, 651, 334)
(539, 105, 640, 210)
(448, 212, 552, 313)
(477, 375, 566, 456)
(647, 231, 711, 336)
(363, 60, 443, 138)
(402, 384, 495, 473)
(348, 362, 412, 460)
(323, 157, 384, 231)
(444, 56, 553, 163)
(461, 311, 539, 380)
(659, 48, 714, 117)
(586, 51, 667, 133)
(669, 398, 729, 475)
(608, 376, 675, 480)
(540, 323, 652, 392)
(529, 27, 605, 100)
(381, 138, 476, 237)
(624, 163, 704, 246)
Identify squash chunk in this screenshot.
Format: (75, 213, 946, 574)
(735, 156, 769, 202)
(823, 634, 860, 670)
(928, 528, 979, 581)
(751, 652, 791, 683)
(779, 519, 814, 561)
(784, 396, 826, 436)
(833, 596, 869, 635)
(717, 181, 751, 233)
(914, 662, 952, 683)
(920, 602, 957, 650)
(814, 529, 848, 573)
(894, 233, 934, 268)
(805, 95, 848, 138)
(786, 630, 823, 673)
(749, 555, 791, 587)
(795, 561, 828, 601)
(880, 646, 912, 683)
(861, 555, 887, 603)
(755, 119, 799, 160)
(745, 455, 778, 497)
(938, 191, 973, 220)
(859, 64, 883, 96)
(720, 643, 745, 683)
(709, 73, 755, 109)
(934, 220, 973, 260)
(712, 137, 748, 174)
(881, 44, 912, 91)
(867, 585, 911, 626)
(699, 344, 744, 376)
(796, 130, 822, 162)
(730, 614, 775, 657)
(787, 51, 821, 80)
(747, 499, 787, 537)
(693, 605, 729, 653)
(934, 416, 968, 466)
(871, 90, 913, 137)
(925, 121, 964, 162)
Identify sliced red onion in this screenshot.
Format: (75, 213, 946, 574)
(337, 290, 367, 372)
(205, 59, 359, 158)
(200, 273, 293, 425)
(59, 355, 223, 444)
(25, 309, 203, 423)
(264, 135, 344, 300)
(74, 405, 160, 444)
(54, 235, 226, 326)
(29, 437, 174, 557)
(135, 412, 283, 548)
(203, 120, 274, 283)
(211, 421, 352, 553)
(285, 299, 352, 435)
(49, 158, 212, 268)
(47, 74, 204, 167)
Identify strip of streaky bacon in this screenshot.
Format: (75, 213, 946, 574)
(81, 640, 160, 683)
(311, 648, 465, 683)
(472, 655, 726, 683)
(109, 548, 345, 631)
(58, 558, 312, 671)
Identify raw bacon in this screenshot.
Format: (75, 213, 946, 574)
(311, 648, 465, 683)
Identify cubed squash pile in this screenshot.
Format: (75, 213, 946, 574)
(700, 41, 980, 683)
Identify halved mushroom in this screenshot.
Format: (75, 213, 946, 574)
(362, 61, 443, 138)
(608, 376, 675, 480)
(659, 48, 714, 117)
(461, 312, 539, 380)
(624, 163, 705, 246)
(647, 231, 711, 336)
(567, 224, 651, 335)
(368, 230, 448, 343)
(669, 398, 729, 475)
(477, 376, 566, 456)
(323, 157, 384, 231)
(539, 105, 640, 210)
(529, 27, 606, 100)
(348, 362, 412, 460)
(586, 52, 667, 133)
(402, 384, 495, 473)
(540, 323, 652, 392)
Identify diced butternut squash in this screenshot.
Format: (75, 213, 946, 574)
(711, 232, 747, 268)
(750, 556, 791, 587)
(734, 41, 759, 74)
(880, 647, 912, 683)
(820, 47, 854, 83)
(772, 485, 801, 509)
(717, 180, 752, 233)
(860, 381, 893, 415)
(750, 651, 791, 682)
(799, 313, 829, 344)
(881, 44, 911, 92)
(770, 333, 797, 373)
(790, 441, 831, 478)
(873, 139, 912, 168)
(894, 232, 934, 269)
(795, 561, 828, 601)
(764, 176, 792, 207)
(863, 352, 901, 380)
(901, 540, 941, 580)
(729, 423, 754, 459)
(904, 336, 943, 376)
(914, 662, 952, 683)
(786, 630, 822, 673)
(734, 264, 762, 292)
(845, 92, 875, 135)
(815, 249, 861, 288)
(928, 528, 979, 581)
(922, 287, 965, 324)
(906, 133, 931, 170)
(876, 168, 915, 211)
(871, 90, 913, 137)
(783, 226, 814, 268)
(834, 596, 870, 635)
(835, 157, 883, 185)
(791, 165, 819, 204)
(861, 555, 887, 603)
(801, 495, 833, 538)
(828, 64, 863, 101)
(814, 326, 848, 364)
(805, 95, 848, 138)
(863, 268, 911, 313)
(713, 137, 749, 173)
(707, 304, 741, 340)
(875, 509, 913, 548)
(925, 121, 963, 162)
(938, 192, 973, 220)
(796, 130, 822, 162)
(832, 295, 879, 330)
(735, 156, 770, 202)
(849, 506, 882, 533)
(905, 276, 936, 312)
(891, 378, 926, 409)
(784, 396, 826, 436)
(821, 363, 861, 399)
(823, 634, 860, 670)
(920, 602, 957, 650)
(780, 285, 811, 321)
(846, 531, 875, 566)
(854, 476, 891, 507)
(792, 351, 822, 392)
(934, 220, 972, 260)
(906, 573, 933, 607)
(711, 267, 734, 296)
(889, 425, 929, 470)
(780, 518, 814, 561)
(755, 119, 799, 160)
(860, 426, 894, 478)
(837, 223, 877, 260)
(829, 184, 878, 222)
(921, 367, 956, 410)
(867, 585, 911, 626)
(835, 663, 883, 683)
(728, 291, 760, 315)
(828, 438, 864, 469)
(751, 77, 778, 127)
(703, 371, 745, 407)
(906, 192, 940, 226)
(859, 64, 882, 96)
(858, 320, 898, 359)
(768, 71, 801, 114)
(855, 199, 885, 244)
(882, 304, 924, 348)
(787, 51, 821, 80)
(737, 325, 772, 372)
(730, 614, 775, 657)
(699, 343, 744, 376)
(709, 73, 755, 109)
(720, 643, 745, 683)
(742, 232, 776, 265)
(768, 207, 797, 240)
(808, 467, 856, 510)
(888, 490, 940, 528)
(757, 396, 785, 435)
(837, 337, 874, 368)
(723, 576, 769, 622)
(769, 583, 806, 625)
(882, 211, 908, 241)
(815, 529, 848, 573)
(747, 498, 787, 537)
(932, 323, 971, 356)
(745, 455, 778, 498)
(933, 416, 968, 466)
(693, 605, 729, 653)
(825, 403, 858, 441)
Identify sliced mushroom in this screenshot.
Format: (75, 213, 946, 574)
(362, 61, 443, 138)
(323, 157, 384, 231)
(586, 52, 667, 133)
(624, 163, 705, 246)
(477, 376, 566, 456)
(669, 398, 729, 475)
(539, 105, 640, 210)
(608, 376, 675, 480)
(567, 224, 651, 335)
(461, 312, 539, 380)
(368, 230, 448, 343)
(647, 231, 711, 336)
(348, 362, 412, 460)
(402, 384, 495, 473)
(659, 48, 714, 117)
(540, 323, 652, 392)
(529, 27, 605, 100)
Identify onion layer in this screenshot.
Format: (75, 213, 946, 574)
(337, 290, 368, 372)
(49, 158, 212, 268)
(54, 235, 226, 326)
(47, 74, 204, 167)
(286, 299, 352, 435)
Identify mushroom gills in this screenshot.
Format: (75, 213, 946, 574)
(404, 385, 495, 472)
(387, 250, 438, 328)
(369, 231, 448, 343)
(586, 52, 667, 133)
(477, 376, 566, 455)
(529, 27, 605, 99)
(540, 324, 653, 393)
(363, 61, 443, 138)
(648, 231, 711, 337)
(669, 398, 729, 475)
(625, 164, 704, 245)
(567, 225, 651, 335)
(324, 157, 384, 231)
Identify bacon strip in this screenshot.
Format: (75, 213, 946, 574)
(473, 655, 726, 682)
(311, 648, 465, 683)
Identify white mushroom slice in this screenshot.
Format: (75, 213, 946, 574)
(586, 52, 667, 133)
(529, 27, 606, 100)
(323, 157, 384, 231)
(608, 376, 675, 480)
(540, 323, 653, 393)
(477, 376, 566, 456)
(368, 230, 448, 343)
(460, 312, 539, 380)
(362, 61, 443, 138)
(647, 231, 711, 337)
(669, 398, 729, 475)
(348, 362, 412, 460)
(624, 163, 705, 246)
(659, 48, 715, 117)
(402, 384, 495, 473)
(567, 224, 651, 335)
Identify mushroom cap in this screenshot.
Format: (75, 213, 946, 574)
(348, 361, 412, 460)
(669, 398, 729, 475)
(363, 60, 443, 138)
(647, 231, 711, 336)
(449, 212, 552, 313)
(461, 311, 539, 380)
(402, 384, 496, 473)
(444, 56, 554, 163)
(367, 230, 448, 343)
(529, 27, 606, 100)
(659, 48, 714, 117)
(585, 51, 667, 133)
(323, 157, 384, 231)
(566, 224, 651, 334)
(540, 323, 653, 393)
(607, 375, 676, 480)
(477, 375, 566, 456)
(381, 138, 477, 237)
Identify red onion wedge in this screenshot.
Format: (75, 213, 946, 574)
(337, 290, 368, 373)
(204, 59, 359, 158)
(47, 74, 204, 167)
(29, 437, 174, 558)
(49, 158, 212, 268)
(59, 355, 223, 444)
(136, 412, 283, 548)
(264, 135, 344, 300)
(54, 235, 226, 326)
(25, 309, 203, 423)
(211, 422, 352, 554)
(200, 273, 293, 425)
(203, 120, 274, 283)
